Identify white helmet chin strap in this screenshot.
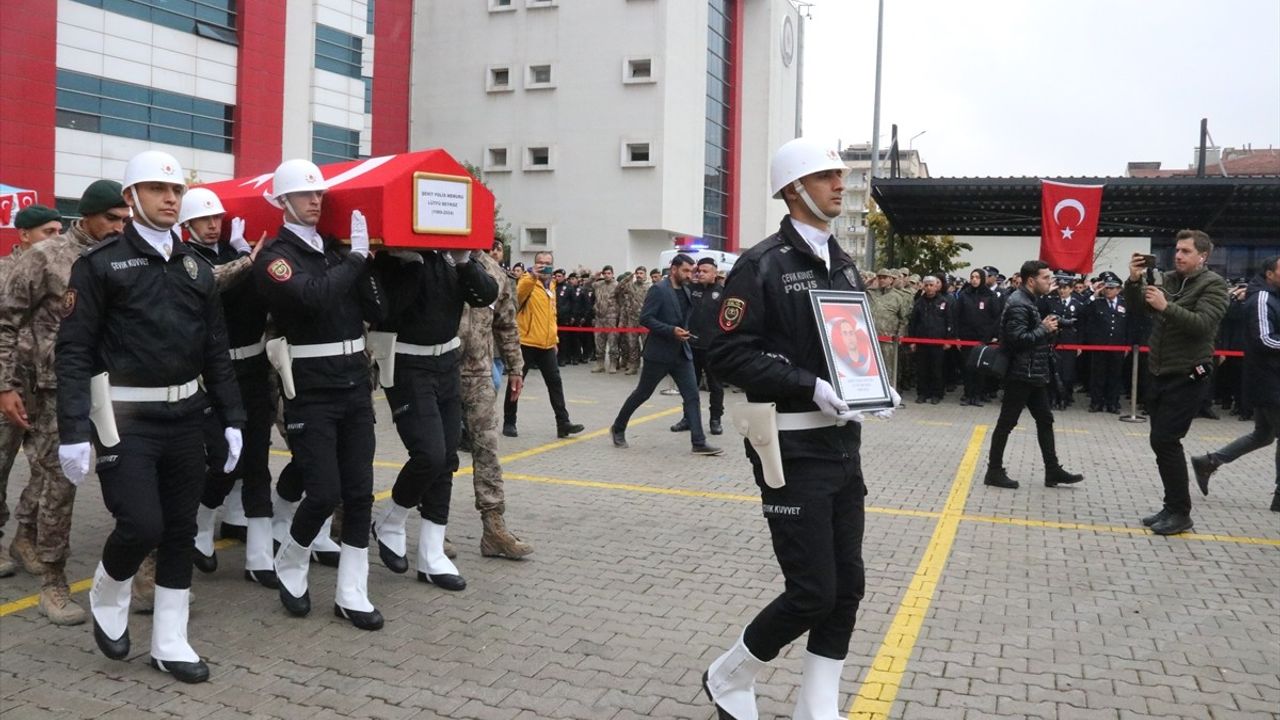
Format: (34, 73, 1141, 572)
(792, 180, 838, 223)
(126, 186, 163, 230)
(281, 195, 317, 227)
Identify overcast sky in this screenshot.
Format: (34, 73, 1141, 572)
(799, 0, 1280, 177)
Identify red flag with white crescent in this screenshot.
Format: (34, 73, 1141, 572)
(1039, 180, 1103, 274)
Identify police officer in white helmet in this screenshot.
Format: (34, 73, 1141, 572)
(703, 138, 900, 719)
(56, 150, 246, 683)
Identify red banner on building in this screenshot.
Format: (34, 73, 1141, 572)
(1040, 180, 1104, 274)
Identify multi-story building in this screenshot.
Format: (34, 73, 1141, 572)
(835, 142, 928, 258)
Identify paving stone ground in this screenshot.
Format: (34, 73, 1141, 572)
(1, 366, 1276, 719)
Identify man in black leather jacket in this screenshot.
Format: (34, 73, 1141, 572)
(984, 260, 1084, 490)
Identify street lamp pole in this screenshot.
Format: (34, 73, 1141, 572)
(866, 0, 885, 269)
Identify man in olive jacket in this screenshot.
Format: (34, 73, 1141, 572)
(1125, 230, 1229, 536)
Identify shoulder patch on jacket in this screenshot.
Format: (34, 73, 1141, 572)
(719, 297, 746, 332)
(267, 258, 293, 282)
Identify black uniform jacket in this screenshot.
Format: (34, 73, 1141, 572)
(1038, 293, 1083, 344)
(189, 241, 269, 378)
(1084, 296, 1128, 345)
(709, 217, 867, 461)
(687, 281, 725, 351)
(254, 226, 385, 393)
(56, 223, 245, 443)
(372, 251, 498, 372)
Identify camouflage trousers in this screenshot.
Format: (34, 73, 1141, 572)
(594, 316, 619, 368)
(9, 390, 76, 562)
(619, 316, 643, 370)
(879, 341, 899, 387)
(461, 374, 505, 514)
(0, 416, 24, 528)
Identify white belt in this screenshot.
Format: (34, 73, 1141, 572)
(110, 379, 200, 403)
(396, 337, 461, 357)
(229, 337, 267, 361)
(776, 411, 839, 432)
(290, 337, 366, 359)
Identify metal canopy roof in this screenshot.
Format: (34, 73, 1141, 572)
(870, 176, 1280, 240)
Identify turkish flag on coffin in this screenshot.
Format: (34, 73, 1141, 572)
(1039, 180, 1104, 274)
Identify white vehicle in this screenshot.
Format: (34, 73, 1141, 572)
(657, 248, 739, 276)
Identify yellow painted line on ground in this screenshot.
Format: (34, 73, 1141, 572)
(848, 424, 988, 720)
(960, 513, 1280, 547)
(914, 420, 954, 427)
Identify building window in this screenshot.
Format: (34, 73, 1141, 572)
(486, 65, 513, 92)
(526, 64, 554, 89)
(55, 69, 233, 152)
(363, 77, 373, 114)
(521, 226, 551, 251)
(621, 141, 653, 167)
(623, 57, 656, 84)
(71, 0, 237, 44)
(526, 0, 558, 8)
(484, 145, 511, 172)
(524, 145, 553, 171)
(315, 24, 364, 78)
(55, 197, 81, 226)
(489, 0, 515, 11)
(366, 0, 375, 35)
(703, 0, 736, 248)
(312, 122, 360, 164)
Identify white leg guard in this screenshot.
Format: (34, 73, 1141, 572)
(792, 652, 845, 720)
(371, 502, 411, 557)
(334, 544, 375, 613)
(194, 504, 217, 558)
(703, 630, 767, 720)
(311, 516, 341, 552)
(90, 562, 132, 641)
(271, 490, 298, 545)
(416, 520, 459, 576)
(150, 587, 199, 663)
(273, 537, 311, 598)
(244, 517, 275, 571)
(224, 482, 247, 525)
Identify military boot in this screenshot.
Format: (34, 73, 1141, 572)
(38, 563, 87, 626)
(132, 554, 156, 614)
(9, 524, 45, 576)
(480, 510, 533, 559)
(0, 554, 15, 578)
(592, 360, 606, 373)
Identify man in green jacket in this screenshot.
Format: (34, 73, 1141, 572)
(1124, 230, 1228, 535)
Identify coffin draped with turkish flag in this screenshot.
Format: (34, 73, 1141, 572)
(195, 150, 493, 250)
(1039, 180, 1104, 274)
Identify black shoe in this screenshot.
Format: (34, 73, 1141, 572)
(1108, 405, 1121, 414)
(959, 397, 971, 406)
(692, 444, 724, 456)
(372, 526, 409, 574)
(334, 604, 384, 631)
(1088, 405, 1102, 413)
(244, 569, 279, 589)
(193, 550, 217, 574)
(310, 549, 339, 568)
(150, 657, 209, 684)
(1150, 513, 1194, 536)
(279, 585, 311, 617)
(1271, 492, 1280, 513)
(709, 418, 723, 435)
(702, 669, 734, 720)
(611, 427, 628, 449)
(1197, 407, 1220, 420)
(970, 399, 984, 407)
(557, 423, 584, 438)
(670, 418, 690, 432)
(1191, 454, 1218, 496)
(417, 571, 466, 591)
(983, 468, 1019, 489)
(1045, 467, 1084, 487)
(929, 397, 941, 405)
(502, 423, 518, 438)
(915, 396, 927, 404)
(93, 619, 130, 660)
(219, 522, 246, 542)
(1141, 508, 1171, 527)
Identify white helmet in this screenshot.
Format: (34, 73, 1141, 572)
(769, 138, 846, 199)
(271, 159, 327, 201)
(123, 150, 186, 191)
(178, 187, 225, 224)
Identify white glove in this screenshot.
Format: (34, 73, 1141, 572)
(812, 378, 849, 419)
(389, 250, 424, 264)
(350, 210, 369, 257)
(871, 386, 902, 420)
(448, 249, 472, 265)
(223, 427, 242, 474)
(58, 443, 92, 486)
(228, 217, 251, 254)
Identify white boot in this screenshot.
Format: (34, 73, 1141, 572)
(415, 519, 466, 591)
(273, 536, 312, 616)
(243, 517, 279, 588)
(149, 586, 209, 683)
(89, 562, 132, 659)
(224, 482, 247, 524)
(271, 489, 298, 546)
(702, 630, 768, 720)
(792, 651, 845, 720)
(333, 544, 383, 630)
(193, 504, 218, 572)
(371, 502, 412, 573)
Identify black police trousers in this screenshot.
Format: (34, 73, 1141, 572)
(1090, 351, 1124, 408)
(201, 370, 274, 517)
(691, 348, 724, 421)
(743, 455, 866, 662)
(95, 412, 206, 589)
(914, 345, 945, 400)
(385, 359, 462, 524)
(1147, 369, 1212, 515)
(282, 386, 375, 548)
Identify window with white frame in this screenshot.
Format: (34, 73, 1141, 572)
(485, 145, 512, 172)
(526, 64, 554, 89)
(621, 141, 654, 167)
(623, 57, 656, 84)
(522, 226, 551, 251)
(489, 0, 515, 11)
(525, 145, 554, 170)
(486, 65, 513, 92)
(526, 0, 557, 8)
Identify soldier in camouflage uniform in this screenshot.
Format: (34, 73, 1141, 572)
(457, 241, 531, 558)
(0, 190, 128, 623)
(590, 265, 620, 373)
(868, 269, 911, 389)
(617, 266, 650, 375)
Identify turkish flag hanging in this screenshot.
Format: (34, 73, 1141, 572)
(1039, 180, 1104, 274)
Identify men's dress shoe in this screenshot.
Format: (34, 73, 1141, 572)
(611, 428, 628, 449)
(1271, 491, 1280, 513)
(929, 397, 941, 405)
(417, 571, 466, 591)
(150, 657, 209, 684)
(1190, 454, 1218, 496)
(670, 418, 690, 432)
(334, 604, 384, 631)
(557, 423, 584, 438)
(93, 619, 130, 660)
(692, 444, 724, 456)
(1151, 513, 1194, 536)
(1088, 405, 1102, 413)
(192, 550, 217, 574)
(279, 585, 311, 617)
(219, 522, 246, 542)
(915, 396, 927, 404)
(502, 423, 518, 438)
(1141, 508, 1171, 527)
(244, 569, 279, 589)
(709, 418, 723, 435)
(983, 469, 1019, 489)
(372, 526, 409, 575)
(1045, 467, 1084, 487)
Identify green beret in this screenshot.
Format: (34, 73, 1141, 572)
(14, 204, 61, 229)
(78, 179, 127, 216)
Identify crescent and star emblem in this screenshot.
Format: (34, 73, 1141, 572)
(1052, 199, 1087, 241)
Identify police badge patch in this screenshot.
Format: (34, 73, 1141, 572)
(268, 258, 293, 282)
(62, 289, 76, 317)
(719, 297, 746, 332)
(182, 255, 199, 280)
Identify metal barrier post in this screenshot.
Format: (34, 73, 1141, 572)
(890, 336, 901, 387)
(1119, 344, 1147, 423)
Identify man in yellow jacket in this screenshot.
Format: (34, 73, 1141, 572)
(502, 251, 585, 439)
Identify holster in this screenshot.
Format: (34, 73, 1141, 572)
(89, 372, 120, 448)
(365, 331, 397, 388)
(730, 400, 785, 488)
(266, 337, 297, 400)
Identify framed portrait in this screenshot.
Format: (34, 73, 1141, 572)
(808, 290, 894, 410)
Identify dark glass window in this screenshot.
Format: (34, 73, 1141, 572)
(364, 77, 373, 114)
(72, 0, 237, 44)
(315, 24, 364, 78)
(313, 122, 361, 164)
(703, 0, 734, 249)
(55, 69, 233, 152)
